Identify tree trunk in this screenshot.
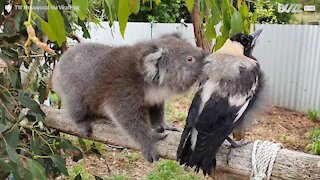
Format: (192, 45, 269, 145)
(191, 0, 211, 53)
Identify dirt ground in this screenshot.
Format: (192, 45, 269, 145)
(63, 105, 320, 179)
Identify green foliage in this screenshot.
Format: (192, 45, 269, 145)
(199, 0, 257, 51)
(307, 109, 319, 121)
(147, 160, 204, 180)
(308, 127, 320, 155)
(68, 164, 96, 180)
(0, 0, 89, 178)
(129, 0, 192, 23)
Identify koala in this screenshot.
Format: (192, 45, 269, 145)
(52, 34, 207, 163)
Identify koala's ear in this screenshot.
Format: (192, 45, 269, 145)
(143, 46, 168, 85)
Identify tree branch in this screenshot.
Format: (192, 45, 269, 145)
(42, 106, 320, 179)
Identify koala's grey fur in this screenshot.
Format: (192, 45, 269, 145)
(52, 34, 207, 163)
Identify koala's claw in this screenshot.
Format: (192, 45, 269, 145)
(142, 147, 160, 163)
(77, 121, 93, 137)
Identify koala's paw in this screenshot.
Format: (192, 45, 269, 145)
(154, 123, 182, 133)
(141, 146, 160, 163)
(76, 121, 93, 137)
(151, 129, 168, 141)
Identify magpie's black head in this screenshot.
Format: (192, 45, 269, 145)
(230, 29, 263, 58)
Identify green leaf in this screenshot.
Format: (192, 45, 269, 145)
(240, 2, 248, 19)
(48, 6, 66, 46)
(5, 141, 20, 164)
(74, 174, 82, 180)
(72, 0, 88, 21)
(204, 18, 216, 40)
(155, 0, 161, 5)
(211, 1, 220, 25)
(243, 19, 250, 35)
(251, 11, 257, 23)
(105, 0, 116, 27)
(0, 123, 7, 134)
(230, 11, 243, 34)
(50, 155, 68, 176)
(251, 11, 257, 31)
(38, 81, 47, 104)
(129, 0, 140, 14)
(185, 0, 194, 12)
(30, 137, 42, 155)
(15, 95, 45, 117)
(0, 0, 6, 15)
(77, 18, 91, 39)
(4, 126, 19, 149)
(118, 0, 130, 37)
(27, 159, 46, 180)
(60, 140, 83, 162)
(0, 159, 20, 179)
(214, 35, 227, 51)
(41, 20, 57, 42)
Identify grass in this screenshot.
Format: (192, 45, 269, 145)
(307, 109, 319, 121)
(147, 160, 205, 180)
(166, 91, 195, 124)
(308, 127, 320, 155)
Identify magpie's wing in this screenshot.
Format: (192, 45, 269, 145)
(177, 90, 203, 164)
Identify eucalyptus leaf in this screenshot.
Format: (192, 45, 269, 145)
(204, 18, 216, 40)
(230, 11, 243, 34)
(185, 0, 194, 12)
(129, 0, 140, 14)
(4, 126, 19, 149)
(50, 155, 68, 176)
(5, 142, 20, 164)
(211, 1, 220, 25)
(77, 18, 91, 39)
(118, 0, 130, 37)
(240, 2, 248, 19)
(72, 0, 88, 21)
(41, 20, 57, 42)
(16, 95, 45, 117)
(0, 123, 7, 134)
(27, 158, 46, 180)
(48, 6, 66, 46)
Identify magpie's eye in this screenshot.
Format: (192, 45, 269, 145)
(187, 56, 195, 63)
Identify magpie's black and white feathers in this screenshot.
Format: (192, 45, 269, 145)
(177, 30, 265, 175)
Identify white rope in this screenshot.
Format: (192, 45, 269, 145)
(250, 140, 282, 180)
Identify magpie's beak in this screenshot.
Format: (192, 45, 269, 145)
(250, 29, 263, 47)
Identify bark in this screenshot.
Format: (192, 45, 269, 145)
(191, 0, 211, 53)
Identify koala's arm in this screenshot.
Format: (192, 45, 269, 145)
(149, 103, 165, 129)
(149, 103, 181, 132)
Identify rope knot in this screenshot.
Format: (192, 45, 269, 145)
(250, 140, 282, 180)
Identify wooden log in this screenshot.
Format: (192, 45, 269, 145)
(42, 106, 320, 179)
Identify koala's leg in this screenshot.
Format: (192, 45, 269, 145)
(64, 97, 93, 137)
(106, 105, 167, 163)
(149, 102, 181, 132)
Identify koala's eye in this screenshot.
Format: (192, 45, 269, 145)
(187, 56, 195, 63)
